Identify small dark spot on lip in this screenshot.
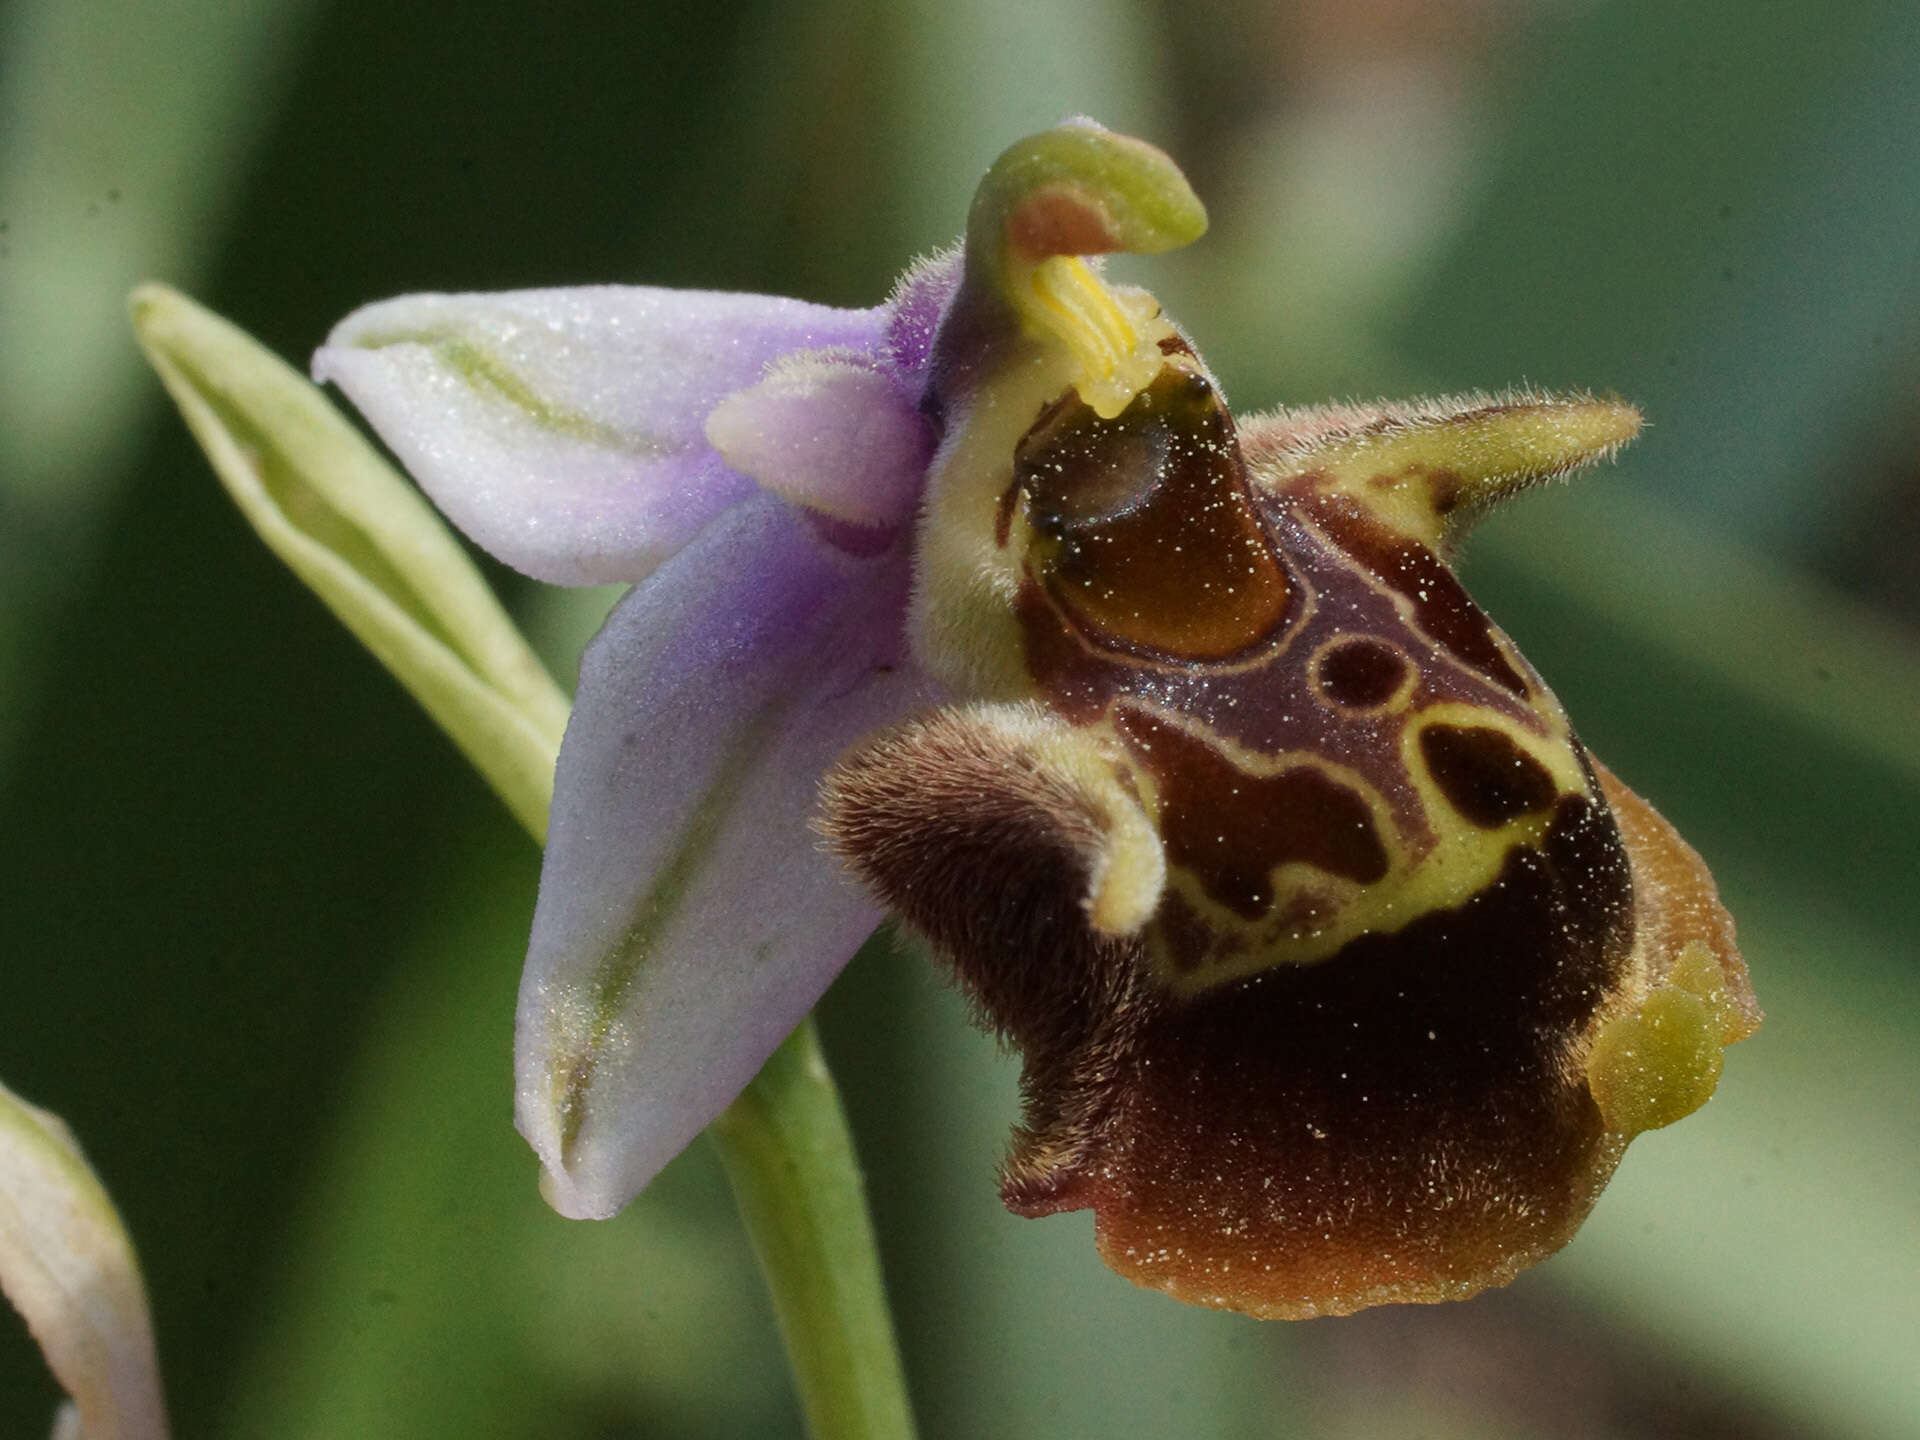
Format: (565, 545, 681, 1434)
(1302, 498, 1528, 696)
(1313, 637, 1408, 710)
(1421, 723, 1558, 828)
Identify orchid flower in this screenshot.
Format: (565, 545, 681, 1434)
(313, 121, 1759, 1319)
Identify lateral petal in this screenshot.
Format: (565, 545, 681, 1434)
(705, 352, 932, 532)
(516, 495, 938, 1219)
(1240, 390, 1641, 551)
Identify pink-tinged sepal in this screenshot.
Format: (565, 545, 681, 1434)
(519, 495, 938, 1219)
(315, 286, 914, 584)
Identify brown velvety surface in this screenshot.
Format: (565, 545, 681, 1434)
(1018, 789, 1633, 1318)
(823, 703, 1759, 1316)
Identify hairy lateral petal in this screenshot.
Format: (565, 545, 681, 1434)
(704, 353, 932, 531)
(518, 495, 936, 1219)
(314, 287, 890, 584)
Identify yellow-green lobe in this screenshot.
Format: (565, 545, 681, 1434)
(1245, 393, 1642, 551)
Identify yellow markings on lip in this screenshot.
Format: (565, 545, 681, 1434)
(1133, 702, 1595, 993)
(1023, 255, 1166, 420)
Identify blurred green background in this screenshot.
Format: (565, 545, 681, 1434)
(3, 0, 1917, 1436)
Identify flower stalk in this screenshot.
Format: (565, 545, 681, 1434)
(709, 1024, 917, 1440)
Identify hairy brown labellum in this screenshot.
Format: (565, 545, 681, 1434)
(824, 361, 1758, 1318)
(824, 136, 1756, 1317)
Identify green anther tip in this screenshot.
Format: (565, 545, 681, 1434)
(966, 121, 1207, 291)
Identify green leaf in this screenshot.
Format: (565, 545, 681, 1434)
(129, 284, 569, 839)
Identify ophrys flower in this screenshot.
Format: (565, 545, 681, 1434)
(316, 120, 1758, 1318)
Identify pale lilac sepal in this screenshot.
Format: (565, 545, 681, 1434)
(314, 287, 890, 584)
(516, 495, 938, 1219)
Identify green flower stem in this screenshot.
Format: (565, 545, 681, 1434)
(132, 285, 918, 1440)
(709, 1023, 918, 1440)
